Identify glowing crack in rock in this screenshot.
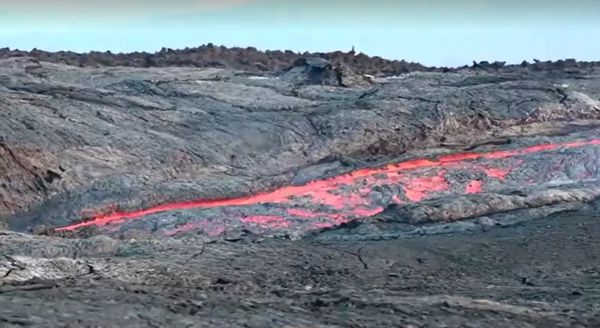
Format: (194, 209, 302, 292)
(56, 138, 600, 234)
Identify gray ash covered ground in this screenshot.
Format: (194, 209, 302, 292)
(1, 54, 600, 327)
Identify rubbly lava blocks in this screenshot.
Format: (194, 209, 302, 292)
(58, 138, 600, 237)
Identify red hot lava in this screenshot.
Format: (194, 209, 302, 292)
(56, 138, 600, 233)
(465, 180, 483, 194)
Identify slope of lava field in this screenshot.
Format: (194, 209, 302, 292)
(3, 56, 600, 239)
(55, 137, 600, 237)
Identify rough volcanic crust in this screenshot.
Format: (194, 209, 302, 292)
(379, 185, 600, 225)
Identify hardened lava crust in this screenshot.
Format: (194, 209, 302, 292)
(1, 55, 600, 327)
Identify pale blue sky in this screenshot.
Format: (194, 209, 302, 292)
(1, 0, 598, 66)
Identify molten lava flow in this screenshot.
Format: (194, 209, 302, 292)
(402, 171, 449, 202)
(56, 138, 600, 233)
(465, 180, 483, 194)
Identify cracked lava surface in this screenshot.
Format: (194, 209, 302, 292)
(56, 138, 600, 236)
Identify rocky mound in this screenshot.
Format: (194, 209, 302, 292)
(279, 57, 373, 88)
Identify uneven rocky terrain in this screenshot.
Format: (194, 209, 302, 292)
(3, 45, 599, 75)
(1, 54, 600, 327)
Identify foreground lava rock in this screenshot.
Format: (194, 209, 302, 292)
(2, 206, 600, 327)
(2, 54, 600, 326)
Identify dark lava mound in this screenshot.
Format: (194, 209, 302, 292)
(279, 57, 373, 88)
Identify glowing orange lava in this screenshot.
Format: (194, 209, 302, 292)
(56, 138, 600, 232)
(465, 180, 483, 194)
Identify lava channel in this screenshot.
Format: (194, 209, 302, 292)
(56, 138, 600, 233)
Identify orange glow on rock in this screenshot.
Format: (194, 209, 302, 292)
(465, 180, 483, 194)
(402, 171, 449, 202)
